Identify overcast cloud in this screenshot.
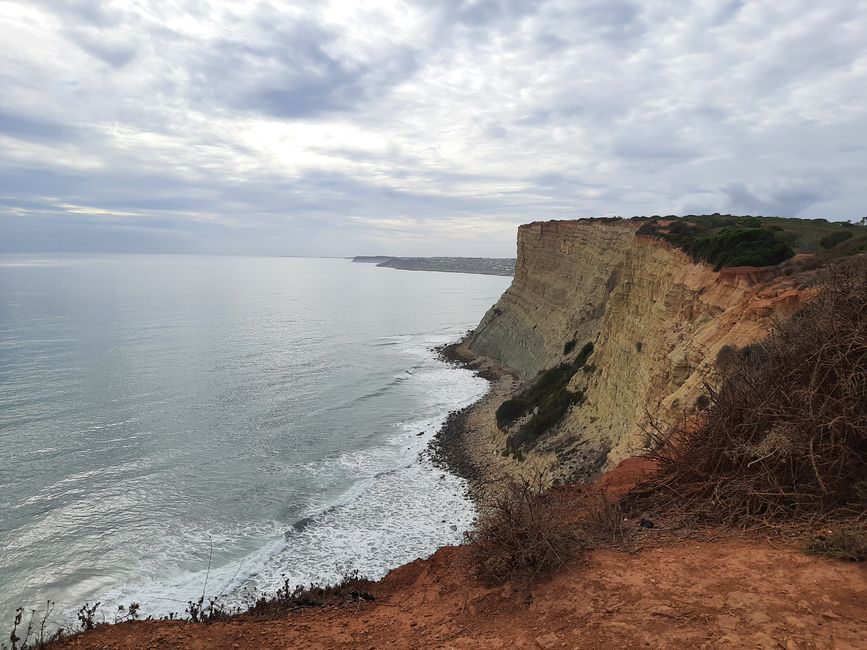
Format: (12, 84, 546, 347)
(0, 0, 865, 256)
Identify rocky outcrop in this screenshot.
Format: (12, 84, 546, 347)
(468, 219, 815, 478)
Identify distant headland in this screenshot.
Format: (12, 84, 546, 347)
(351, 256, 515, 276)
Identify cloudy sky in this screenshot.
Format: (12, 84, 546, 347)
(0, 1, 865, 256)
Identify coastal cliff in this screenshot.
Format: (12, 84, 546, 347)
(47, 216, 867, 650)
(467, 218, 818, 479)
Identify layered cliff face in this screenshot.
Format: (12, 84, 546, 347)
(468, 219, 814, 479)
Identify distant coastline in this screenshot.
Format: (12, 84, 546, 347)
(351, 255, 395, 264)
(352, 255, 515, 276)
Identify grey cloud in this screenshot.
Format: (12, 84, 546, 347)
(38, 0, 141, 67)
(720, 181, 826, 217)
(433, 0, 540, 27)
(30, 0, 124, 28)
(186, 15, 420, 119)
(612, 139, 700, 163)
(0, 166, 210, 213)
(0, 0, 865, 255)
(571, 0, 645, 41)
(0, 110, 80, 141)
(709, 1, 745, 26)
(66, 30, 139, 68)
(0, 213, 205, 254)
(0, 157, 510, 234)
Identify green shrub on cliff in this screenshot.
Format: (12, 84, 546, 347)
(636, 214, 863, 270)
(685, 227, 794, 270)
(509, 389, 584, 451)
(820, 230, 853, 249)
(501, 343, 593, 453)
(496, 397, 530, 428)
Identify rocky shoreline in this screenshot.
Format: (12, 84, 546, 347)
(427, 337, 554, 506)
(427, 338, 506, 501)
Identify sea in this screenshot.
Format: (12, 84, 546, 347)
(0, 254, 510, 627)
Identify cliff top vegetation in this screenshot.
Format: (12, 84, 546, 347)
(635, 214, 867, 270)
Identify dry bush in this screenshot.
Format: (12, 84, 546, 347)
(242, 570, 375, 618)
(628, 259, 867, 525)
(466, 474, 580, 585)
(580, 489, 627, 545)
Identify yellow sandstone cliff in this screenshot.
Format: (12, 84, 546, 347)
(468, 219, 814, 478)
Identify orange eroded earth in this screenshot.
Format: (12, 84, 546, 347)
(58, 536, 867, 650)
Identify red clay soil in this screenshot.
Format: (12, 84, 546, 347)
(57, 536, 867, 650)
(593, 457, 658, 498)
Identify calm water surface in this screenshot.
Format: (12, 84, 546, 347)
(0, 255, 509, 625)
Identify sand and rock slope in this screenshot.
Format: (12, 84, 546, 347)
(468, 219, 818, 479)
(57, 532, 867, 649)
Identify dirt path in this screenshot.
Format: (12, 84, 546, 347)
(58, 537, 867, 649)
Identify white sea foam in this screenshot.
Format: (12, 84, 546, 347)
(93, 330, 487, 619)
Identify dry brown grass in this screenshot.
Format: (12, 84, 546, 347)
(580, 489, 627, 546)
(239, 571, 375, 619)
(628, 259, 867, 527)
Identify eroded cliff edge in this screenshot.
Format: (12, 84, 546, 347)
(467, 218, 816, 480)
